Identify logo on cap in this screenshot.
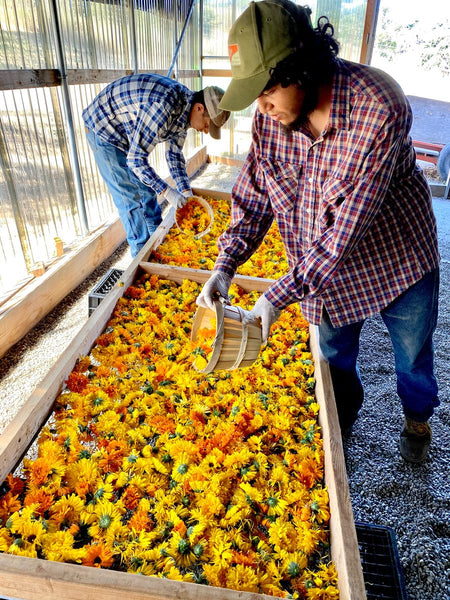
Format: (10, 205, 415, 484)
(228, 43, 240, 66)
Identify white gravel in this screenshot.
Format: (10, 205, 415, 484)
(0, 165, 448, 600)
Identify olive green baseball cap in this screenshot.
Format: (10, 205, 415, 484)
(219, 0, 312, 111)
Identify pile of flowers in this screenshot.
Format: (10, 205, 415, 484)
(152, 196, 289, 279)
(175, 197, 212, 238)
(0, 195, 339, 598)
(0, 275, 338, 598)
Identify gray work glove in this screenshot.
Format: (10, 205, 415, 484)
(164, 186, 188, 209)
(243, 295, 281, 344)
(196, 271, 232, 310)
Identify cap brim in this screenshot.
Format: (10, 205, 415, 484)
(218, 70, 271, 111)
(209, 121, 221, 140)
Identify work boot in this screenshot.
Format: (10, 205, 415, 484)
(399, 418, 431, 463)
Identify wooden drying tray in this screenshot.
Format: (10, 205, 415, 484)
(0, 188, 366, 600)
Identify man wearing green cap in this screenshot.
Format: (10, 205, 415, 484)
(196, 0, 440, 463)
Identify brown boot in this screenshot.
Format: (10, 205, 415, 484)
(399, 418, 431, 463)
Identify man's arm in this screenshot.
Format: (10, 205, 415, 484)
(165, 138, 191, 194)
(214, 141, 275, 277)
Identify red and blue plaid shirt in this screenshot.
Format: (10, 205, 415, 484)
(83, 73, 193, 195)
(215, 59, 440, 326)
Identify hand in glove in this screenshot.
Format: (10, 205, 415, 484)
(243, 295, 281, 344)
(164, 186, 188, 209)
(196, 271, 232, 310)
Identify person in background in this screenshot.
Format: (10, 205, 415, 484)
(83, 74, 230, 257)
(197, 0, 440, 463)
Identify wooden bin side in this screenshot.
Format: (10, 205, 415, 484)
(309, 326, 366, 600)
(0, 196, 365, 599)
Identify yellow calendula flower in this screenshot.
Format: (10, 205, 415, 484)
(265, 491, 289, 517)
(202, 562, 225, 588)
(171, 452, 193, 483)
(41, 530, 85, 563)
(48, 493, 85, 529)
(0, 529, 13, 552)
(65, 458, 100, 498)
(87, 499, 123, 539)
(239, 482, 263, 505)
(210, 537, 234, 569)
(226, 564, 259, 593)
(309, 488, 331, 524)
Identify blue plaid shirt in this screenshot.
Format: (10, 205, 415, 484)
(83, 73, 194, 194)
(215, 60, 440, 327)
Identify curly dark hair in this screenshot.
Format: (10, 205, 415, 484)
(266, 12, 340, 91)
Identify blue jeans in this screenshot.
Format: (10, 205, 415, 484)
(86, 129, 161, 257)
(319, 269, 440, 427)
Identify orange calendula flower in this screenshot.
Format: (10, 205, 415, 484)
(0, 492, 22, 525)
(65, 371, 89, 393)
(82, 541, 115, 568)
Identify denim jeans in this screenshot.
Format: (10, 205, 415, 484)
(86, 129, 162, 257)
(318, 269, 440, 427)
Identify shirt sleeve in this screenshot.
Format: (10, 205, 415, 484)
(266, 98, 411, 309)
(165, 136, 191, 193)
(214, 131, 275, 277)
(125, 101, 175, 195)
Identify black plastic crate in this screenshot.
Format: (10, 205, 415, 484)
(88, 268, 123, 316)
(355, 521, 408, 600)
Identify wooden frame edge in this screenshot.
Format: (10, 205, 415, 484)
(0, 219, 126, 359)
(309, 326, 366, 600)
(0, 553, 273, 600)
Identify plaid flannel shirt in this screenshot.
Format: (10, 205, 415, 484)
(215, 59, 440, 327)
(83, 73, 193, 195)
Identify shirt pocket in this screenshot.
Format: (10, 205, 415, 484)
(259, 158, 301, 213)
(319, 178, 354, 230)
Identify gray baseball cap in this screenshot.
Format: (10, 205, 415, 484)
(203, 86, 230, 139)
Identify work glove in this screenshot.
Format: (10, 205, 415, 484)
(243, 295, 281, 344)
(196, 271, 232, 310)
(164, 186, 188, 209)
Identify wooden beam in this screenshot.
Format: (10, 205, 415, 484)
(208, 155, 245, 168)
(359, 0, 380, 64)
(66, 69, 134, 86)
(309, 326, 366, 600)
(192, 187, 232, 202)
(0, 69, 61, 91)
(0, 68, 206, 91)
(67, 68, 202, 86)
(139, 262, 275, 293)
(0, 552, 274, 600)
(201, 69, 232, 78)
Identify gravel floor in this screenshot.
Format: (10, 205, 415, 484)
(0, 163, 448, 600)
